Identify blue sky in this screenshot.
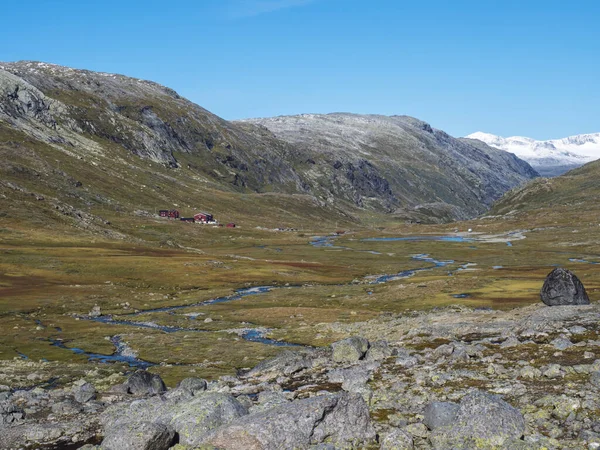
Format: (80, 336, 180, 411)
(1, 0, 598, 139)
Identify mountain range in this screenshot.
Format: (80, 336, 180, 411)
(0, 61, 539, 231)
(466, 131, 600, 177)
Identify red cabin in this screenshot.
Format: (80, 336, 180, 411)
(226, 222, 236, 228)
(194, 212, 214, 223)
(159, 209, 179, 219)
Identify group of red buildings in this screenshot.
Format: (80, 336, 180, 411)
(158, 209, 235, 227)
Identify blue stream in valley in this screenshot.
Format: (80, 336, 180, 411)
(49, 234, 525, 367)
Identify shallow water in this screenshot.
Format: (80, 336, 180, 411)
(50, 336, 155, 369)
(362, 236, 473, 243)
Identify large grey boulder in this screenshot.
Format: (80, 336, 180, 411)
(101, 422, 175, 450)
(242, 349, 316, 381)
(429, 391, 525, 449)
(167, 393, 248, 446)
(204, 392, 376, 449)
(124, 370, 167, 396)
(73, 382, 97, 403)
(177, 377, 207, 395)
(101, 392, 247, 447)
(364, 340, 393, 361)
(331, 336, 369, 363)
(540, 268, 590, 306)
(423, 401, 460, 430)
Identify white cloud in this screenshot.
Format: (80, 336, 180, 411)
(230, 0, 318, 18)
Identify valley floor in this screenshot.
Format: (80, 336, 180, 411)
(1, 207, 599, 447)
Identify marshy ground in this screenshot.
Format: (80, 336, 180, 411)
(1, 207, 599, 387)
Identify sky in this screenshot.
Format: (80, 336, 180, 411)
(1, 0, 599, 140)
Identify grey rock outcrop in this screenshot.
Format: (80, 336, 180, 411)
(331, 336, 369, 363)
(429, 390, 525, 448)
(167, 393, 248, 446)
(101, 422, 175, 450)
(73, 382, 96, 403)
(177, 377, 207, 395)
(242, 349, 316, 381)
(540, 268, 590, 306)
(0, 399, 24, 425)
(423, 401, 460, 430)
(124, 370, 166, 396)
(380, 428, 414, 449)
(204, 392, 376, 450)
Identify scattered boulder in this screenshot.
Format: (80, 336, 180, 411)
(540, 268, 590, 306)
(429, 390, 525, 448)
(380, 428, 414, 450)
(177, 377, 207, 395)
(204, 392, 376, 449)
(73, 382, 96, 403)
(331, 336, 369, 363)
(89, 305, 102, 317)
(250, 390, 289, 413)
(167, 393, 248, 446)
(590, 371, 600, 388)
(124, 370, 166, 396)
(550, 336, 574, 351)
(101, 422, 175, 450)
(0, 399, 24, 425)
(364, 340, 393, 361)
(242, 349, 315, 381)
(423, 401, 460, 430)
(51, 398, 83, 416)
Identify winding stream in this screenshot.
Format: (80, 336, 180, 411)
(46, 233, 535, 367)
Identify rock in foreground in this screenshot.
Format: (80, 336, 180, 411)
(429, 391, 525, 448)
(541, 268, 590, 306)
(205, 392, 376, 450)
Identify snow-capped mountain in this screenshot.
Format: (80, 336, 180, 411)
(466, 131, 600, 176)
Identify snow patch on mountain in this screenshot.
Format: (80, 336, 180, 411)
(466, 131, 600, 176)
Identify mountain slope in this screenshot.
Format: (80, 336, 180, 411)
(0, 61, 538, 232)
(466, 131, 600, 177)
(242, 114, 538, 221)
(490, 159, 600, 216)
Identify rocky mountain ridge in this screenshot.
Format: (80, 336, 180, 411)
(0, 61, 538, 227)
(242, 113, 539, 220)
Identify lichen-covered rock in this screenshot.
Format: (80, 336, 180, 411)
(540, 268, 590, 306)
(204, 392, 376, 450)
(550, 336, 574, 350)
(380, 428, 414, 449)
(73, 382, 96, 403)
(124, 370, 166, 396)
(101, 422, 175, 450)
(177, 377, 207, 395)
(423, 401, 460, 430)
(167, 393, 248, 446)
(364, 340, 393, 361)
(429, 390, 525, 449)
(242, 349, 316, 381)
(331, 336, 369, 363)
(0, 399, 25, 425)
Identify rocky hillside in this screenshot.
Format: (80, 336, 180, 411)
(2, 299, 600, 449)
(490, 159, 600, 216)
(0, 62, 538, 229)
(243, 114, 539, 221)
